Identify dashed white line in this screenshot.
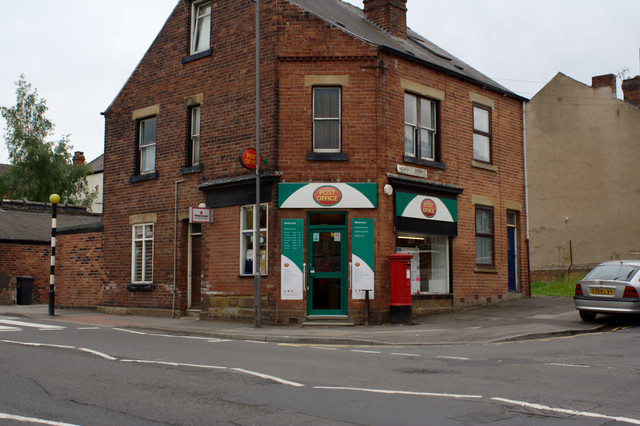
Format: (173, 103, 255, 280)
(113, 328, 146, 335)
(120, 359, 227, 370)
(0, 412, 79, 425)
(79, 348, 117, 361)
(231, 368, 304, 387)
(315, 386, 482, 399)
(77, 327, 100, 330)
(315, 347, 338, 351)
(545, 362, 589, 368)
(391, 352, 420, 357)
(437, 355, 470, 361)
(492, 397, 640, 425)
(244, 340, 268, 344)
(351, 349, 380, 354)
(1, 339, 75, 349)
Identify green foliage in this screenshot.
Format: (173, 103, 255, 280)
(0, 75, 96, 206)
(531, 274, 581, 297)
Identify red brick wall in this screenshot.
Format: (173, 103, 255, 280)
(0, 242, 51, 304)
(56, 230, 106, 308)
(100, 0, 528, 320)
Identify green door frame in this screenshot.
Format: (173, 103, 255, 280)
(307, 213, 348, 316)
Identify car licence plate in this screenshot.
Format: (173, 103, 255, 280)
(590, 288, 614, 296)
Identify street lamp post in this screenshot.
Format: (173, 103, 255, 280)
(49, 193, 60, 316)
(253, 0, 262, 328)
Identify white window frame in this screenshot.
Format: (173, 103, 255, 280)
(473, 104, 491, 163)
(312, 87, 341, 153)
(404, 93, 437, 161)
(191, 1, 212, 54)
(191, 106, 201, 165)
(139, 117, 156, 174)
(132, 224, 154, 284)
(240, 204, 268, 276)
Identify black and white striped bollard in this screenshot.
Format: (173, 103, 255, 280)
(49, 193, 60, 316)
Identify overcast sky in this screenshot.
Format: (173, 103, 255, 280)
(1, 0, 639, 164)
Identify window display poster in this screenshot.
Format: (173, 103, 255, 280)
(396, 247, 421, 294)
(352, 218, 374, 299)
(281, 219, 303, 300)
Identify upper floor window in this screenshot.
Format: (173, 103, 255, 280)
(190, 106, 201, 166)
(404, 93, 437, 161)
(473, 105, 491, 163)
(313, 87, 341, 153)
(139, 117, 156, 174)
(191, 1, 211, 54)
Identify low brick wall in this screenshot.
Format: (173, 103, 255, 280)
(0, 242, 51, 305)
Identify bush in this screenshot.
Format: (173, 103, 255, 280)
(531, 274, 581, 297)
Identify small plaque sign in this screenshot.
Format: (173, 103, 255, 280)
(396, 164, 428, 179)
(189, 207, 212, 223)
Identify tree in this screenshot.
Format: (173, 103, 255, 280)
(0, 75, 96, 206)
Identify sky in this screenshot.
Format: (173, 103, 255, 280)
(1, 0, 639, 164)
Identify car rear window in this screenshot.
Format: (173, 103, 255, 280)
(584, 265, 640, 281)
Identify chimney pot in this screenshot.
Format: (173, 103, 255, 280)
(363, 0, 408, 40)
(591, 74, 617, 97)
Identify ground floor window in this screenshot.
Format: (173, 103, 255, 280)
(396, 233, 449, 294)
(240, 204, 267, 275)
(132, 224, 154, 283)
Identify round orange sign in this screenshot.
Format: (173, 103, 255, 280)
(313, 185, 342, 206)
(421, 198, 437, 218)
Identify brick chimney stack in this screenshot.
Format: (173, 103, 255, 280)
(591, 74, 617, 97)
(72, 151, 85, 167)
(363, 0, 407, 40)
(622, 75, 640, 107)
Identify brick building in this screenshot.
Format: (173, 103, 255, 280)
(99, 0, 528, 323)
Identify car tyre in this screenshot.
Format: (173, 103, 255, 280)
(579, 310, 597, 321)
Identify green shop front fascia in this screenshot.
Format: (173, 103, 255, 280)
(278, 183, 376, 316)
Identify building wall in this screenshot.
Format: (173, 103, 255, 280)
(526, 73, 640, 274)
(101, 0, 528, 322)
(0, 242, 51, 304)
(56, 230, 106, 308)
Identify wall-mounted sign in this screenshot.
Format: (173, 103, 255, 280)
(397, 164, 428, 179)
(189, 207, 212, 223)
(352, 218, 374, 299)
(281, 219, 303, 300)
(279, 183, 377, 209)
(396, 192, 457, 223)
(239, 148, 266, 170)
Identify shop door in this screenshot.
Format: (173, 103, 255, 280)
(189, 224, 202, 309)
(507, 213, 518, 292)
(307, 226, 347, 316)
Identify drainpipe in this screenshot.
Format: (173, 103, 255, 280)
(173, 179, 186, 317)
(522, 101, 531, 297)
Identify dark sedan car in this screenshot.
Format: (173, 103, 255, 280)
(574, 260, 640, 321)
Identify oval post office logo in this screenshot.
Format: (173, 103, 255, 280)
(313, 185, 342, 206)
(421, 198, 437, 218)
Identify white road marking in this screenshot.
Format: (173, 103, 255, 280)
(0, 412, 79, 425)
(120, 359, 227, 370)
(0, 318, 65, 331)
(315, 386, 483, 399)
(113, 328, 146, 335)
(492, 397, 640, 425)
(231, 368, 304, 387)
(351, 349, 380, 354)
(314, 347, 338, 351)
(437, 355, 470, 361)
(391, 352, 420, 357)
(77, 327, 100, 330)
(0, 325, 20, 332)
(244, 340, 268, 344)
(1, 339, 75, 349)
(79, 348, 117, 361)
(545, 362, 589, 368)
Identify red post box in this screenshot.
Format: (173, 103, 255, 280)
(388, 253, 413, 324)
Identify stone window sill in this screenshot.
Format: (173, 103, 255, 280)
(182, 49, 212, 64)
(474, 265, 498, 274)
(403, 155, 445, 170)
(130, 172, 159, 183)
(180, 164, 203, 175)
(307, 152, 349, 161)
(471, 160, 498, 172)
(127, 283, 156, 291)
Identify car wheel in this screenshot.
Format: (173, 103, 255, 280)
(579, 310, 597, 321)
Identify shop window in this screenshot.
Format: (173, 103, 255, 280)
(240, 204, 267, 275)
(191, 1, 211, 54)
(473, 104, 491, 163)
(313, 87, 341, 153)
(396, 233, 450, 294)
(475, 206, 494, 265)
(404, 93, 437, 161)
(132, 224, 154, 283)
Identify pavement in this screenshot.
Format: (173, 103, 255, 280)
(0, 296, 622, 346)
